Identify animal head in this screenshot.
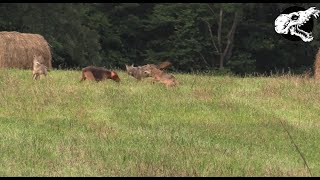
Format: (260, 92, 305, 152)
(125, 64, 134, 70)
(110, 71, 120, 82)
(143, 70, 152, 76)
(275, 7, 320, 42)
(125, 64, 136, 75)
(33, 55, 45, 65)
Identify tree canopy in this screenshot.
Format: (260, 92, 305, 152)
(1, 3, 319, 75)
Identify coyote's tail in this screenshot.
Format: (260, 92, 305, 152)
(157, 60, 172, 70)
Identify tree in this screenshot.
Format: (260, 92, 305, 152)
(204, 3, 241, 69)
(0, 3, 317, 74)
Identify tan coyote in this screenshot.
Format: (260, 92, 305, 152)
(126, 60, 178, 87)
(32, 55, 48, 80)
(148, 66, 179, 87)
(125, 60, 172, 80)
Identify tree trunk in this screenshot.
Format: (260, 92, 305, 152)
(205, 5, 240, 69)
(219, 11, 239, 69)
(205, 20, 219, 67)
(218, 8, 223, 52)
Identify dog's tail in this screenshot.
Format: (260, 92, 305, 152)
(157, 60, 172, 70)
(80, 70, 86, 82)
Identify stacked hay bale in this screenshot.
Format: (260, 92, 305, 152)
(0, 31, 52, 69)
(314, 48, 320, 80)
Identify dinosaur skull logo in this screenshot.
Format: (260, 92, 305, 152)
(275, 6, 320, 42)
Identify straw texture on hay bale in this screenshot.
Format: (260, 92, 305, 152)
(314, 48, 320, 80)
(0, 31, 52, 69)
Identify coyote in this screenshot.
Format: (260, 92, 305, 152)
(157, 60, 172, 70)
(125, 64, 152, 80)
(125, 60, 172, 80)
(80, 66, 120, 82)
(148, 66, 179, 87)
(32, 55, 48, 80)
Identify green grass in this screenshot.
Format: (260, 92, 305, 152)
(1, 68, 320, 176)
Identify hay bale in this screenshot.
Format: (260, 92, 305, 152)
(0, 31, 52, 69)
(314, 48, 320, 80)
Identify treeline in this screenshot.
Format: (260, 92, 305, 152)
(0, 3, 320, 75)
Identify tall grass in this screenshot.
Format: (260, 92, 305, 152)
(0, 68, 320, 176)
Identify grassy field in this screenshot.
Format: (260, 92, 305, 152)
(0, 68, 320, 177)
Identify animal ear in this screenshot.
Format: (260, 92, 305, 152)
(111, 71, 116, 77)
(131, 64, 134, 67)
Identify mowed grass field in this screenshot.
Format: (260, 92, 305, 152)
(0, 68, 320, 177)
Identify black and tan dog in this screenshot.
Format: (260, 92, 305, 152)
(80, 66, 120, 82)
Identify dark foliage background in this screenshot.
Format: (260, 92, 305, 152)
(1, 3, 319, 75)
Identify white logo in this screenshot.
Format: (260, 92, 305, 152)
(275, 7, 320, 42)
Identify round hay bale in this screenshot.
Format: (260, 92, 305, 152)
(0, 31, 52, 69)
(314, 48, 320, 80)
